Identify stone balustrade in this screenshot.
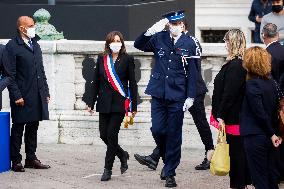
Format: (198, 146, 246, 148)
(1, 40, 248, 149)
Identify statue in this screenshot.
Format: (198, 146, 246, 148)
(33, 8, 64, 40)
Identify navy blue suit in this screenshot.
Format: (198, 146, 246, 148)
(248, 0, 272, 43)
(5, 33, 50, 163)
(240, 78, 279, 189)
(134, 31, 199, 177)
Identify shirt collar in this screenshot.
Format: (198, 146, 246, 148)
(170, 33, 183, 44)
(266, 40, 278, 49)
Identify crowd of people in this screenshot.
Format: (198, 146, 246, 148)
(0, 6, 284, 189)
(249, 0, 284, 44)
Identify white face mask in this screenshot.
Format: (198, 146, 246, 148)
(169, 25, 183, 37)
(22, 27, 36, 39)
(109, 42, 122, 53)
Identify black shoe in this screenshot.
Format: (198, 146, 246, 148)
(120, 151, 129, 174)
(195, 157, 210, 170)
(11, 162, 25, 172)
(165, 176, 177, 187)
(160, 167, 166, 180)
(134, 154, 158, 170)
(101, 169, 112, 181)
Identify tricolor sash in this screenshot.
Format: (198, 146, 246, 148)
(103, 55, 132, 116)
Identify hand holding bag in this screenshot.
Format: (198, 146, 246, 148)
(210, 122, 230, 176)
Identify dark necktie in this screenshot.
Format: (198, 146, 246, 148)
(171, 37, 175, 45)
(28, 40, 33, 51)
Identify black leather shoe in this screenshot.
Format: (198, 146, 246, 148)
(195, 158, 210, 170)
(25, 159, 51, 169)
(160, 167, 166, 180)
(101, 169, 112, 181)
(165, 176, 177, 187)
(12, 162, 25, 172)
(134, 154, 158, 170)
(120, 151, 129, 174)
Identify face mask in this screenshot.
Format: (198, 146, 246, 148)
(22, 27, 36, 39)
(272, 5, 283, 13)
(169, 25, 183, 36)
(109, 42, 122, 53)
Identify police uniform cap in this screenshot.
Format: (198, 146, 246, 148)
(162, 10, 185, 23)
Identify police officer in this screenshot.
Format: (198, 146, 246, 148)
(134, 10, 199, 188)
(134, 20, 214, 172)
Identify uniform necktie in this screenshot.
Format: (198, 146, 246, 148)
(28, 40, 33, 51)
(171, 37, 175, 45)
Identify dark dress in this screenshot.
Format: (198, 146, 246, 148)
(83, 53, 137, 170)
(212, 58, 251, 188)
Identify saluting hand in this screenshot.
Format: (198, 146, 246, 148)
(47, 97, 50, 103)
(15, 98, 24, 106)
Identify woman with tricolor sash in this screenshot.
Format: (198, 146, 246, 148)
(83, 31, 137, 181)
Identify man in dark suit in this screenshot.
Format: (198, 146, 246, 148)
(262, 22, 284, 181)
(262, 23, 284, 84)
(134, 21, 214, 171)
(5, 16, 50, 172)
(0, 44, 12, 110)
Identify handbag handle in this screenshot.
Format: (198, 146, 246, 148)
(217, 122, 227, 144)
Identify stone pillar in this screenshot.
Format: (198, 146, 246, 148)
(207, 57, 225, 98)
(74, 55, 87, 110)
(136, 55, 153, 112)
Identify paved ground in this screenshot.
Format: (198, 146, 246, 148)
(0, 144, 283, 189)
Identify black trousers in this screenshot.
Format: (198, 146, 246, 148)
(227, 134, 251, 188)
(10, 121, 39, 163)
(244, 135, 279, 189)
(150, 94, 214, 161)
(99, 112, 125, 170)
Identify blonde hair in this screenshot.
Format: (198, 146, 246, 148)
(224, 29, 247, 61)
(243, 46, 271, 80)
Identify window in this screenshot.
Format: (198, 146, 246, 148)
(201, 30, 229, 43)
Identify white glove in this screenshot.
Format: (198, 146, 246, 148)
(183, 98, 194, 112)
(144, 18, 169, 36)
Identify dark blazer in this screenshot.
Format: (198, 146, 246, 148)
(5, 33, 50, 123)
(212, 58, 247, 124)
(240, 78, 279, 137)
(266, 41, 284, 88)
(0, 44, 12, 110)
(83, 53, 137, 113)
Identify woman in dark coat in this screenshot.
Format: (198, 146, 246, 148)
(211, 29, 251, 189)
(241, 46, 282, 189)
(83, 31, 137, 181)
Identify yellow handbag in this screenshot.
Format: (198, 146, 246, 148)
(210, 122, 230, 176)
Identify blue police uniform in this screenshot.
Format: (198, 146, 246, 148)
(134, 12, 200, 177)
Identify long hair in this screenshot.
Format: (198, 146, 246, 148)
(223, 29, 246, 61)
(243, 46, 271, 80)
(103, 31, 126, 55)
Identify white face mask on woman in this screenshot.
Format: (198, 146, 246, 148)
(109, 42, 122, 53)
(169, 24, 183, 37)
